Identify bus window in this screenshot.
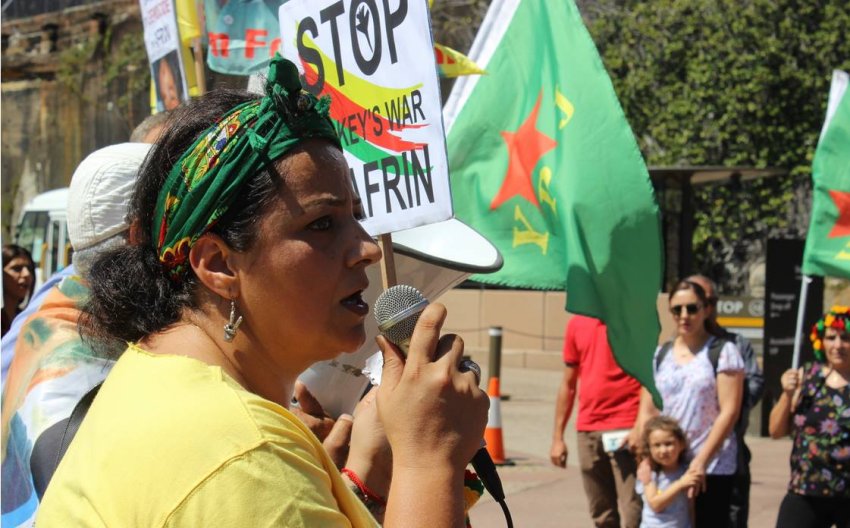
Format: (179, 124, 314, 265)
(16, 212, 49, 265)
(14, 188, 70, 289)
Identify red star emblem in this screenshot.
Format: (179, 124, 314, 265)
(490, 92, 557, 210)
(828, 190, 850, 238)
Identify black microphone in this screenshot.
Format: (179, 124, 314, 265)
(374, 285, 512, 527)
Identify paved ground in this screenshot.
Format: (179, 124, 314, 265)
(467, 366, 791, 528)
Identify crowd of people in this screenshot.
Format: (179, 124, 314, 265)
(551, 279, 849, 528)
(1, 54, 848, 528)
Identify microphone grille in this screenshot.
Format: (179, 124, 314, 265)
(374, 285, 429, 349)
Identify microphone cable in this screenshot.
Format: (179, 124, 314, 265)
(471, 447, 513, 528)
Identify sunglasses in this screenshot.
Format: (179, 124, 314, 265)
(670, 303, 702, 316)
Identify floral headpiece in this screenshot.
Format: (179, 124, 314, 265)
(809, 305, 850, 361)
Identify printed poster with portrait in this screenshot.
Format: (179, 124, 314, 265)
(278, 0, 453, 236)
(204, 0, 287, 75)
(140, 0, 190, 112)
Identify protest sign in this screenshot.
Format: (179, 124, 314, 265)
(205, 0, 286, 75)
(279, 0, 453, 236)
(205, 0, 480, 79)
(140, 0, 190, 112)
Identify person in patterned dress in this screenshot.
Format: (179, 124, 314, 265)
(769, 306, 850, 528)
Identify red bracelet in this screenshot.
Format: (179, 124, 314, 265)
(341, 468, 387, 506)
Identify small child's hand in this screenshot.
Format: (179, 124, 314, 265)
(685, 459, 707, 496)
(637, 458, 652, 485)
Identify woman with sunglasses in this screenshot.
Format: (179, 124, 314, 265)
(768, 306, 850, 528)
(638, 279, 745, 527)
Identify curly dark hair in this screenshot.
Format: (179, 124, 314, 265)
(80, 89, 287, 352)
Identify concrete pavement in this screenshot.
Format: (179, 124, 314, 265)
(467, 366, 792, 528)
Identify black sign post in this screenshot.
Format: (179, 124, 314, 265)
(761, 239, 823, 436)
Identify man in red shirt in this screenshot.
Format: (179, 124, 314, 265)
(550, 315, 642, 528)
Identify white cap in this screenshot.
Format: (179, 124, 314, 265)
(67, 143, 152, 251)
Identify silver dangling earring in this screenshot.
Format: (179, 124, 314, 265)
(223, 299, 243, 342)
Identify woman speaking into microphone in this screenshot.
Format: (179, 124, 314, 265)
(37, 56, 488, 527)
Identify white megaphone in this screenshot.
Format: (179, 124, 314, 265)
(297, 218, 502, 417)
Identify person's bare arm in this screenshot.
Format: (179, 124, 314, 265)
(688, 369, 744, 485)
(550, 364, 578, 467)
(769, 368, 802, 438)
(635, 387, 660, 447)
(625, 386, 659, 454)
(644, 469, 701, 513)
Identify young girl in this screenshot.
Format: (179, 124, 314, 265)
(636, 416, 700, 527)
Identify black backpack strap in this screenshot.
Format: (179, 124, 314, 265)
(659, 336, 726, 375)
(30, 382, 103, 499)
(706, 335, 728, 376)
(655, 340, 674, 372)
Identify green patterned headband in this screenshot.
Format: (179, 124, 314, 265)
(152, 55, 340, 279)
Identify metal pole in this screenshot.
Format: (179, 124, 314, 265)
(792, 275, 812, 369)
(192, 39, 207, 95)
(488, 326, 503, 380)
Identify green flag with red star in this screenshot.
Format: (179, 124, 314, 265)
(803, 70, 850, 278)
(443, 0, 663, 401)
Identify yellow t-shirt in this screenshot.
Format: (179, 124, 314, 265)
(37, 344, 377, 527)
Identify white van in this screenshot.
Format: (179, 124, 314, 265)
(14, 188, 71, 289)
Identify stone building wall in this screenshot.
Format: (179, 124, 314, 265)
(1, 0, 149, 240)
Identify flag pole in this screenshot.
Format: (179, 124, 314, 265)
(192, 37, 207, 95)
(378, 234, 397, 289)
(792, 275, 813, 369)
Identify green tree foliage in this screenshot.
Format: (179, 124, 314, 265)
(580, 0, 850, 291)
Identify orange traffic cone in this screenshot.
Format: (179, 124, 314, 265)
(484, 376, 506, 464)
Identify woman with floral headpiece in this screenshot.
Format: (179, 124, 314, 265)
(36, 57, 489, 527)
(769, 306, 850, 528)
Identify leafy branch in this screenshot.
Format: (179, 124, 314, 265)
(583, 0, 850, 293)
